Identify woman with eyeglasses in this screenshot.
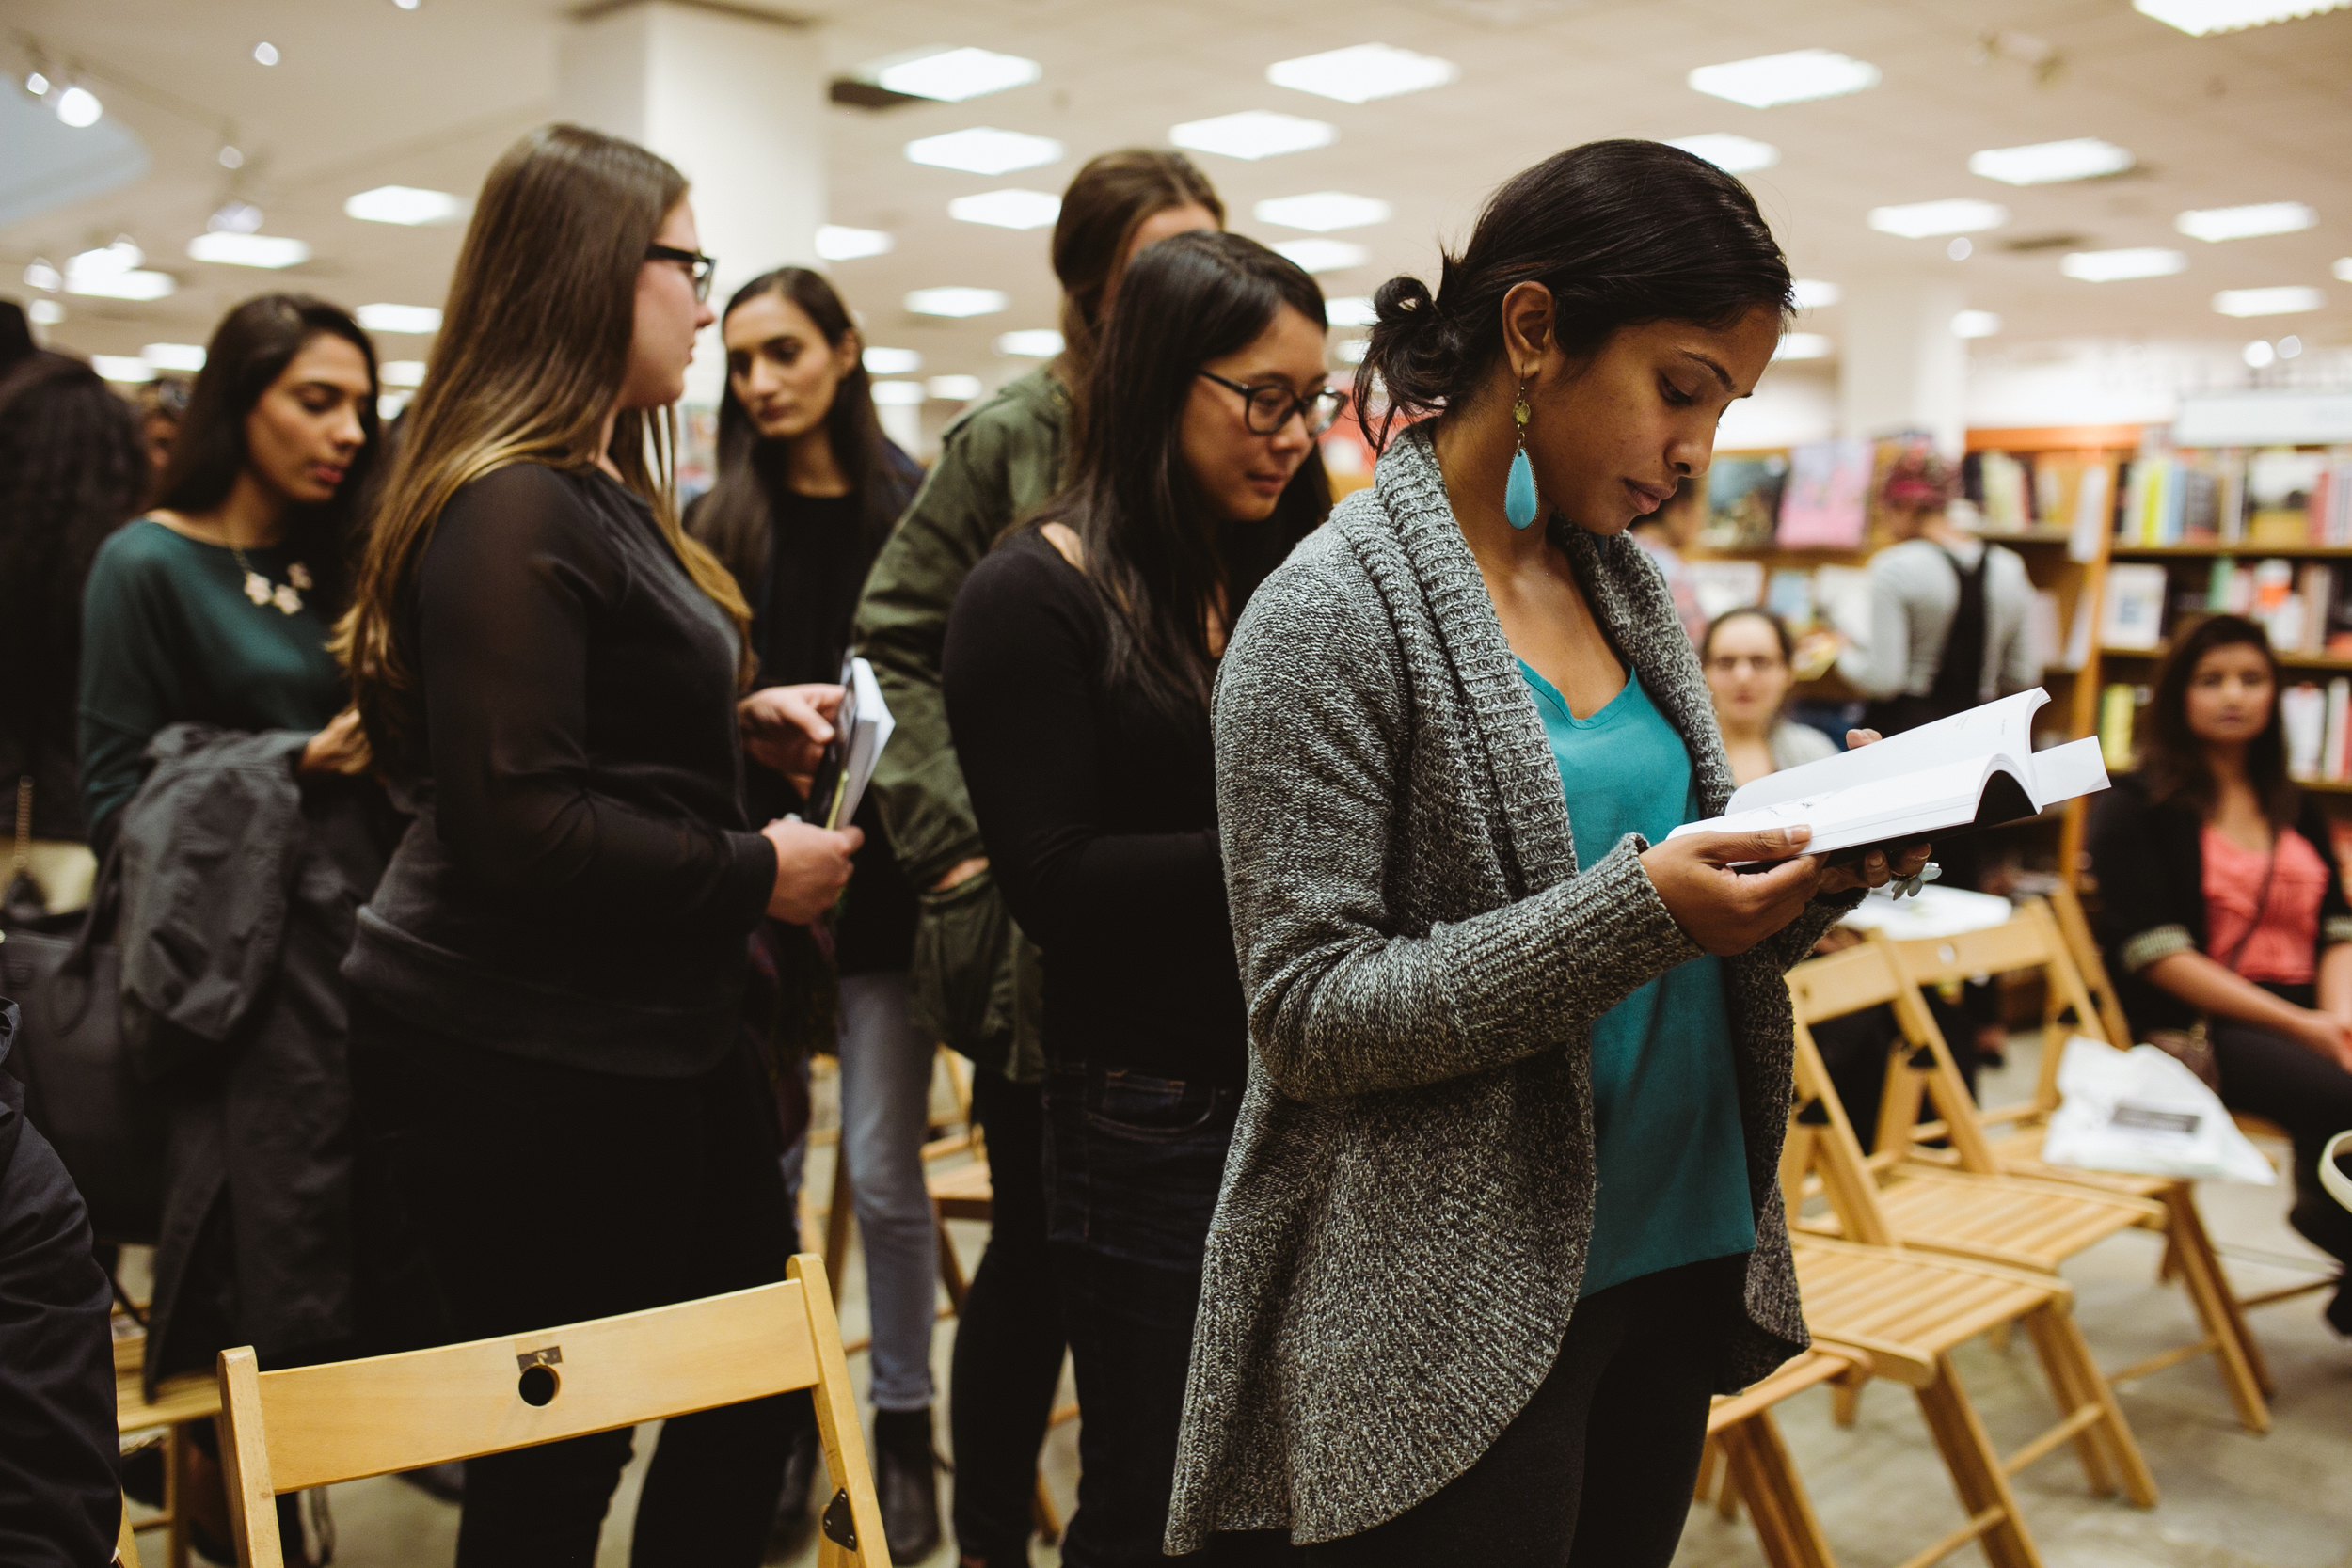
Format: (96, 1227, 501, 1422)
(942, 230, 1331, 1568)
(1701, 608, 1836, 787)
(336, 125, 857, 1565)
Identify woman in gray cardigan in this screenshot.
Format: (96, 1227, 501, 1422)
(1170, 141, 1928, 1566)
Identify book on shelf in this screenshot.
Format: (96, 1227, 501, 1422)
(1776, 438, 1872, 547)
(2101, 562, 2169, 650)
(2124, 446, 2352, 548)
(1698, 454, 1788, 550)
(2029, 589, 2065, 673)
(1686, 559, 1766, 622)
(2282, 683, 2328, 782)
(2326, 679, 2351, 784)
(2098, 683, 2137, 770)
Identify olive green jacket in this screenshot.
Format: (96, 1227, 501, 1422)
(853, 368, 1068, 1080)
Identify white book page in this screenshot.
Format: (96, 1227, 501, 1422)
(1726, 689, 2048, 815)
(830, 657, 896, 829)
(1673, 755, 1996, 859)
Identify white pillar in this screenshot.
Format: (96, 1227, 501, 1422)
(557, 0, 827, 406)
(1837, 273, 1967, 456)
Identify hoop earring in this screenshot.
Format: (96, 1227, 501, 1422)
(1504, 382, 1539, 531)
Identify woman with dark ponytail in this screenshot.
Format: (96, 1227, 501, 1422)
(1170, 141, 1929, 1564)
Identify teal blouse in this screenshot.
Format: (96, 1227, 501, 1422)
(79, 518, 342, 839)
(1518, 660, 1756, 1298)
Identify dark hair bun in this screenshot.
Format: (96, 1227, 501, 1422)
(1373, 274, 1436, 325)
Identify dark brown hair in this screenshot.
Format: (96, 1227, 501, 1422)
(2143, 612, 2295, 824)
(1051, 149, 1223, 404)
(1699, 606, 1795, 668)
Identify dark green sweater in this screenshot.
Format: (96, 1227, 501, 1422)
(78, 518, 341, 844)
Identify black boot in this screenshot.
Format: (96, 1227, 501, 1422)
(873, 1406, 943, 1565)
(770, 1393, 822, 1558)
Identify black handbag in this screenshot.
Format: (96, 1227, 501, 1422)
(0, 843, 166, 1244)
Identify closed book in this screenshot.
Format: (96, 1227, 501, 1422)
(2282, 683, 2328, 781)
(2326, 679, 2351, 784)
(2099, 684, 2137, 771)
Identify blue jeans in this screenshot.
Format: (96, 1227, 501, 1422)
(836, 971, 942, 1413)
(1045, 1063, 1281, 1568)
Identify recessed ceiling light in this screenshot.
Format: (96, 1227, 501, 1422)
(872, 47, 1041, 103)
(2337, 257, 2352, 281)
(1868, 199, 2009, 238)
(345, 186, 465, 226)
(377, 392, 409, 420)
(1952, 310, 2002, 338)
(1666, 134, 1781, 174)
(1326, 296, 1378, 326)
(929, 374, 984, 401)
(1336, 339, 1370, 364)
(2280, 334, 2304, 357)
(64, 242, 172, 300)
(218, 145, 244, 169)
(872, 380, 928, 405)
(1792, 279, 1840, 309)
(2244, 338, 2277, 367)
(1169, 110, 1335, 162)
(26, 300, 62, 325)
(91, 355, 153, 384)
(2135, 0, 2350, 36)
(993, 329, 1064, 357)
(1948, 237, 1974, 260)
(356, 302, 443, 333)
(1774, 333, 1833, 360)
(22, 260, 60, 292)
(904, 287, 1009, 318)
(864, 347, 924, 375)
(72, 238, 142, 276)
(253, 41, 279, 65)
(904, 127, 1063, 176)
(1254, 192, 1391, 232)
(24, 71, 48, 95)
(381, 360, 426, 387)
(1688, 49, 1881, 109)
(1266, 43, 1458, 103)
(947, 189, 1062, 230)
(55, 86, 102, 127)
(2060, 247, 2187, 281)
(141, 343, 206, 372)
(1968, 137, 2134, 185)
(1273, 239, 1367, 274)
(817, 225, 893, 262)
(188, 232, 312, 268)
(2176, 201, 2317, 242)
(208, 199, 264, 234)
(2214, 285, 2324, 316)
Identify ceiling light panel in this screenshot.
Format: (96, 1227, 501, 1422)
(1326, 296, 1378, 326)
(1792, 279, 1840, 309)
(356, 303, 442, 333)
(994, 329, 1064, 356)
(2060, 247, 2187, 281)
(187, 232, 311, 268)
(65, 267, 174, 301)
(1274, 239, 1368, 274)
(1774, 333, 1833, 360)
(2213, 285, 2325, 316)
(92, 355, 153, 383)
(929, 374, 984, 401)
(904, 128, 1063, 176)
(344, 185, 465, 225)
(1867, 198, 2009, 238)
(1267, 43, 1458, 104)
(380, 360, 427, 388)
(2335, 258, 2352, 281)
(1951, 310, 2002, 338)
(2134, 0, 2350, 35)
(1967, 137, 2134, 185)
(817, 225, 893, 261)
(1169, 111, 1335, 161)
(873, 47, 1041, 103)
(1254, 192, 1391, 232)
(1688, 49, 1881, 109)
(948, 189, 1062, 230)
(863, 346, 923, 374)
(56, 86, 102, 127)
(2176, 201, 2317, 242)
(905, 287, 1009, 317)
(1665, 134, 1781, 174)
(872, 380, 927, 405)
(141, 343, 205, 372)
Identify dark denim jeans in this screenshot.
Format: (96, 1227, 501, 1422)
(1044, 1063, 1289, 1568)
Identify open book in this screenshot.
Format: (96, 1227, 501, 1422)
(803, 655, 896, 832)
(1665, 689, 2109, 864)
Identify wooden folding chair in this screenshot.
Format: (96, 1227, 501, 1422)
(115, 1321, 224, 1568)
(115, 1495, 143, 1568)
(1692, 1348, 1857, 1568)
(1783, 1014, 2159, 1564)
(214, 1255, 887, 1568)
(1873, 908, 2276, 1430)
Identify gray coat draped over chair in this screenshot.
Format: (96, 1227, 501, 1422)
(1168, 427, 1856, 1549)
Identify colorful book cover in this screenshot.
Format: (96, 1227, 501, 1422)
(1774, 438, 1872, 548)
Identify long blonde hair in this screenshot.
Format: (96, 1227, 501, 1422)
(335, 123, 751, 770)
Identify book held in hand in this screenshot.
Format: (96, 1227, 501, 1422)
(802, 655, 896, 832)
(1667, 689, 2109, 865)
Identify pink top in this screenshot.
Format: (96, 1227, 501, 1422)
(2201, 824, 2328, 984)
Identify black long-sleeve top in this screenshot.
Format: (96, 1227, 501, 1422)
(345, 464, 776, 1076)
(943, 528, 1246, 1085)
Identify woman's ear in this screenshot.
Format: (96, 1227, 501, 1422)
(835, 327, 864, 380)
(1498, 281, 1556, 383)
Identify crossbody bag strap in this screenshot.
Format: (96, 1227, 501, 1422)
(2217, 836, 2281, 976)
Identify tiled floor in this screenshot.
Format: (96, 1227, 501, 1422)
(286, 1038, 2350, 1567)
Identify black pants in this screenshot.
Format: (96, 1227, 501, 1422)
(949, 1070, 1070, 1563)
(350, 1000, 799, 1568)
(2210, 1004, 2352, 1319)
(1304, 1254, 1747, 1568)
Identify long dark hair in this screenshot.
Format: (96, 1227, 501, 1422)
(1052, 149, 1223, 419)
(1038, 230, 1330, 724)
(0, 352, 147, 784)
(690, 267, 917, 593)
(155, 293, 380, 615)
(2143, 612, 2296, 824)
(1356, 139, 1793, 450)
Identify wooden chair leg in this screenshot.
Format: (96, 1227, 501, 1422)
(1719, 1414, 1837, 1568)
(117, 1492, 144, 1568)
(2163, 1186, 2275, 1413)
(1829, 1363, 1865, 1428)
(165, 1424, 187, 1568)
(823, 1147, 856, 1307)
(1914, 1356, 2042, 1568)
(934, 1218, 970, 1313)
(1692, 1435, 1724, 1505)
(792, 1256, 891, 1568)
(2018, 1307, 2118, 1499)
(2042, 1306, 2158, 1508)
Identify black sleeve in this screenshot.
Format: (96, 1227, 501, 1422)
(2296, 793, 2352, 938)
(942, 539, 1225, 953)
(418, 466, 774, 922)
(0, 1115, 119, 1568)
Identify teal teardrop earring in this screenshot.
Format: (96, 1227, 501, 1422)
(1504, 383, 1539, 530)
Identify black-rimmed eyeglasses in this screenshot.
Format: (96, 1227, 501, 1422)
(1197, 371, 1348, 436)
(646, 244, 717, 303)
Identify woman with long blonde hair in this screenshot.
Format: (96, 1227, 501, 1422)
(336, 123, 857, 1564)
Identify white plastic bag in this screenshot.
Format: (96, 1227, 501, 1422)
(2040, 1035, 2276, 1184)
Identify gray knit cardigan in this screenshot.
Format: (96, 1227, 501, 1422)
(1168, 427, 1853, 1550)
